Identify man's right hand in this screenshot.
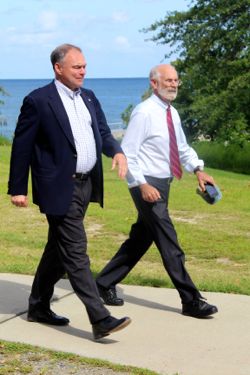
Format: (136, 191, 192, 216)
(139, 183, 161, 202)
(11, 195, 28, 207)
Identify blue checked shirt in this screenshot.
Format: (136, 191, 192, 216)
(55, 80, 97, 173)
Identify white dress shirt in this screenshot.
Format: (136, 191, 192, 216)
(55, 80, 97, 173)
(121, 94, 204, 187)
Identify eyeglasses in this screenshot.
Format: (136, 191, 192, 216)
(165, 79, 182, 86)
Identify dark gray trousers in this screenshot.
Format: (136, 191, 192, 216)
(97, 176, 202, 303)
(29, 178, 110, 324)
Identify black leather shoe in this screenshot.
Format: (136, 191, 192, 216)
(182, 299, 218, 318)
(27, 307, 70, 326)
(97, 285, 124, 306)
(92, 316, 131, 340)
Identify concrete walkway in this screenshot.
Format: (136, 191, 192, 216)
(0, 273, 249, 375)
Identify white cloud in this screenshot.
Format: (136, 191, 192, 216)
(114, 36, 130, 49)
(39, 11, 58, 31)
(8, 31, 56, 45)
(112, 11, 129, 23)
(1, 11, 59, 47)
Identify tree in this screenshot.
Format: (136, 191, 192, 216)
(143, 0, 250, 144)
(0, 86, 6, 106)
(0, 86, 8, 127)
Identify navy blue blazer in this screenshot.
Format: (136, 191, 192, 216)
(8, 81, 123, 215)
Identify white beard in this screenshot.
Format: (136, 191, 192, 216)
(158, 88, 178, 101)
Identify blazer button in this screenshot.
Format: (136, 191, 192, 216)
(72, 174, 76, 178)
(73, 154, 77, 158)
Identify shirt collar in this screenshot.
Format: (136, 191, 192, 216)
(151, 93, 170, 110)
(54, 79, 81, 99)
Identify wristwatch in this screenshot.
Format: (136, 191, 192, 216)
(193, 166, 202, 174)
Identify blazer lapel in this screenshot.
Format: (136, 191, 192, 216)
(47, 83, 75, 149)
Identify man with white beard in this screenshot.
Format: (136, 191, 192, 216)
(96, 64, 218, 318)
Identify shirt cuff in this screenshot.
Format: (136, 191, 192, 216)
(193, 166, 204, 174)
(126, 170, 147, 188)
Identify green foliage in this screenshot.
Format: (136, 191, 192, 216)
(143, 0, 250, 144)
(0, 86, 9, 107)
(121, 104, 134, 128)
(192, 141, 250, 174)
(0, 86, 9, 130)
(0, 86, 5, 106)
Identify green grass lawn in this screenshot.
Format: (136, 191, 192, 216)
(0, 340, 159, 375)
(1, 145, 250, 295)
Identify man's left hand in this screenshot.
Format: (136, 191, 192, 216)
(195, 170, 215, 191)
(111, 153, 128, 179)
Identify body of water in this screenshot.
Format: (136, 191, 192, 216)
(0, 78, 149, 139)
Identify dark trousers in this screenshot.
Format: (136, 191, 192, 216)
(29, 178, 110, 324)
(96, 176, 202, 303)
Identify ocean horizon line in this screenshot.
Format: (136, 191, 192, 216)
(0, 76, 148, 140)
(0, 77, 148, 81)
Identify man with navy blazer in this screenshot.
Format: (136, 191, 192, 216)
(8, 43, 131, 340)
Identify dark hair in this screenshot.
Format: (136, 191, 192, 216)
(50, 43, 82, 67)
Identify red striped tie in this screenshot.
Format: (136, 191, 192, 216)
(167, 105, 182, 179)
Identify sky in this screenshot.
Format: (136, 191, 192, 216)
(0, 0, 190, 79)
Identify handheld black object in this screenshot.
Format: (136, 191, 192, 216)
(196, 183, 222, 204)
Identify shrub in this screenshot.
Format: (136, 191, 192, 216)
(192, 141, 250, 175)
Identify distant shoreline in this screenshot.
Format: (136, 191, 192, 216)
(0, 77, 147, 82)
(0, 127, 126, 142)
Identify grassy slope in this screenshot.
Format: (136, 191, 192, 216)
(1, 145, 249, 295)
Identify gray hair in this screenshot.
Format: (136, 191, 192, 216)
(149, 64, 177, 81)
(149, 66, 161, 81)
(50, 43, 82, 67)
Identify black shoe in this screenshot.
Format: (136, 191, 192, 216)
(92, 316, 131, 340)
(27, 307, 70, 326)
(97, 285, 124, 306)
(182, 298, 218, 318)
